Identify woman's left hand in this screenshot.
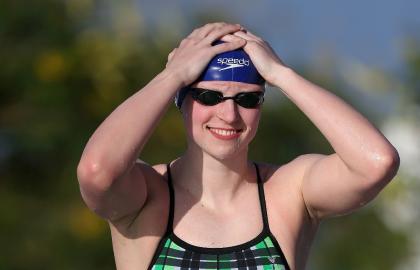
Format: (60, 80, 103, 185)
(221, 29, 288, 85)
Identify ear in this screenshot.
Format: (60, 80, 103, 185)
(180, 94, 192, 115)
(178, 103, 187, 119)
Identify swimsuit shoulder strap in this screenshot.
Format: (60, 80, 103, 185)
(254, 162, 271, 231)
(165, 163, 175, 234)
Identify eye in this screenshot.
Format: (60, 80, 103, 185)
(236, 92, 262, 108)
(199, 90, 222, 105)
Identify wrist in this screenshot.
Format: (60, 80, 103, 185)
(158, 68, 186, 89)
(268, 64, 295, 89)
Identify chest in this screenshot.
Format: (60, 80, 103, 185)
(109, 167, 316, 270)
(171, 186, 265, 248)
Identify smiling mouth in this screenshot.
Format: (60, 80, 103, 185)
(206, 126, 243, 136)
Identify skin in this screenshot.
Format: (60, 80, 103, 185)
(77, 22, 400, 270)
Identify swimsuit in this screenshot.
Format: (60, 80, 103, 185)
(148, 162, 290, 270)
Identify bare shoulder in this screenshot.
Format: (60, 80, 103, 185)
(255, 156, 324, 226)
(254, 154, 326, 216)
(256, 154, 325, 185)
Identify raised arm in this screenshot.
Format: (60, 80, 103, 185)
(76, 70, 181, 222)
(77, 23, 247, 222)
(233, 29, 399, 220)
(272, 67, 399, 220)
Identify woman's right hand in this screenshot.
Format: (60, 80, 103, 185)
(165, 22, 247, 87)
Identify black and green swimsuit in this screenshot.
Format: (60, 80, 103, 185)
(148, 162, 291, 270)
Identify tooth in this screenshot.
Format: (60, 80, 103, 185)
(210, 128, 238, 136)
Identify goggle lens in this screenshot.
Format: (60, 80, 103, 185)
(189, 88, 264, 108)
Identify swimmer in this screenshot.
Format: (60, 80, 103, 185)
(77, 22, 399, 270)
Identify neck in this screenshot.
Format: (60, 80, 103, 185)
(172, 147, 256, 210)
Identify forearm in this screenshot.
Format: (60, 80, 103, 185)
(272, 65, 399, 179)
(78, 69, 183, 184)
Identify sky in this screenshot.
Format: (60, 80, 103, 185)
(136, 0, 420, 73)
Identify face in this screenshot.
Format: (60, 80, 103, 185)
(181, 80, 264, 160)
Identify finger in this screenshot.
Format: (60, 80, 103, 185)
(167, 48, 177, 62)
(189, 22, 227, 39)
(210, 39, 246, 55)
(178, 36, 200, 48)
(219, 34, 246, 43)
(178, 38, 189, 48)
(188, 24, 215, 39)
(203, 24, 243, 44)
(182, 23, 234, 48)
(241, 29, 265, 42)
(232, 30, 255, 41)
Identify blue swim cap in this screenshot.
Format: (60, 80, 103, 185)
(174, 41, 265, 109)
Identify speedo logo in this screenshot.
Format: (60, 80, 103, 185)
(217, 57, 249, 71)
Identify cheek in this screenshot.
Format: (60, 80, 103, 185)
(191, 102, 212, 123)
(239, 108, 262, 143)
(183, 101, 213, 137)
(241, 108, 261, 128)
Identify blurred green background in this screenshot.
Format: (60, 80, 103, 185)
(1, 1, 419, 269)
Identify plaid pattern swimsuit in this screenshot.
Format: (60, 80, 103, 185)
(148, 163, 290, 270)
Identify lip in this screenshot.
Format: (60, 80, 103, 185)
(206, 126, 243, 140)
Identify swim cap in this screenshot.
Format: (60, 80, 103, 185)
(174, 40, 265, 109)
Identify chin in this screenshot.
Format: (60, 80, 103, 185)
(208, 151, 237, 161)
(204, 143, 249, 161)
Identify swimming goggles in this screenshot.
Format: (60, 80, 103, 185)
(189, 88, 264, 108)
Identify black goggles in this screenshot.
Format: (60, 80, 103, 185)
(189, 88, 264, 108)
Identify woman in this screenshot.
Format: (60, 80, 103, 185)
(77, 22, 400, 270)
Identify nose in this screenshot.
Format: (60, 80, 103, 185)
(216, 99, 239, 123)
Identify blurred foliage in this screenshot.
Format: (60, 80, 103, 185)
(0, 0, 417, 269)
(404, 38, 420, 103)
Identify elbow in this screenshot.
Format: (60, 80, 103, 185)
(77, 159, 114, 193)
(378, 147, 400, 179)
(77, 160, 113, 216)
(366, 147, 400, 187)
